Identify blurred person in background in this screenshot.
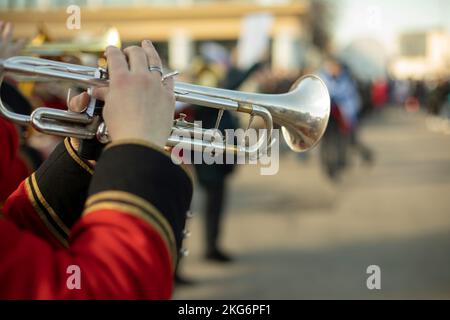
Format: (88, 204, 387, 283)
(427, 77, 450, 116)
(0, 21, 43, 201)
(0, 21, 77, 161)
(393, 79, 411, 106)
(319, 56, 373, 180)
(1, 81, 45, 172)
(193, 61, 237, 264)
(370, 78, 389, 110)
(187, 43, 264, 264)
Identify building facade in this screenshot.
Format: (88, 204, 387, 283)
(0, 0, 310, 71)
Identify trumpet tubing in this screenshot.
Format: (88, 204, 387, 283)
(0, 56, 330, 154)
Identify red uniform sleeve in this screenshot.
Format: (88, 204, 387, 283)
(0, 140, 193, 299)
(0, 211, 174, 299)
(0, 118, 29, 204)
(2, 138, 93, 248)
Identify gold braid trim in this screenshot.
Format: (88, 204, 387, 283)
(24, 176, 69, 248)
(64, 138, 94, 175)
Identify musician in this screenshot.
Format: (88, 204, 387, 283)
(0, 38, 193, 298)
(193, 55, 264, 263)
(0, 117, 30, 203)
(0, 21, 35, 203)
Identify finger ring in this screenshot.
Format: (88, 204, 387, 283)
(148, 65, 163, 76)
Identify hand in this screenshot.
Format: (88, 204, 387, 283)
(0, 21, 27, 60)
(94, 41, 175, 148)
(68, 91, 90, 152)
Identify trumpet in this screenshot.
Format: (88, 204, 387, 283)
(0, 56, 330, 155)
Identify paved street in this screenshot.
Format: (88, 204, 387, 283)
(174, 107, 450, 300)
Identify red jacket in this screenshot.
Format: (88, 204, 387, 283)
(0, 126, 193, 299)
(0, 118, 30, 203)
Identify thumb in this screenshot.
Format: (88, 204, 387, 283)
(69, 91, 90, 112)
(92, 87, 108, 100)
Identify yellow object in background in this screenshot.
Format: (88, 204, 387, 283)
(17, 82, 35, 99)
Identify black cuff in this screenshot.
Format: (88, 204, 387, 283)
(86, 142, 193, 259)
(30, 138, 93, 242)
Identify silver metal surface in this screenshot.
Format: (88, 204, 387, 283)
(148, 65, 163, 76)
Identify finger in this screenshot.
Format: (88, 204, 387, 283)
(163, 75, 175, 92)
(105, 46, 128, 79)
(92, 87, 108, 100)
(123, 46, 148, 73)
(0, 21, 5, 42)
(141, 40, 163, 79)
(69, 92, 90, 112)
(2, 22, 13, 44)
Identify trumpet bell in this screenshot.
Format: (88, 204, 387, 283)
(174, 74, 330, 153)
(274, 75, 330, 152)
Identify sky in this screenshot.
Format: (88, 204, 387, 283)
(333, 0, 450, 54)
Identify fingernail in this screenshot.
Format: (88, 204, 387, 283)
(144, 40, 153, 46)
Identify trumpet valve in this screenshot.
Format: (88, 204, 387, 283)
(174, 113, 199, 130)
(96, 122, 110, 144)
